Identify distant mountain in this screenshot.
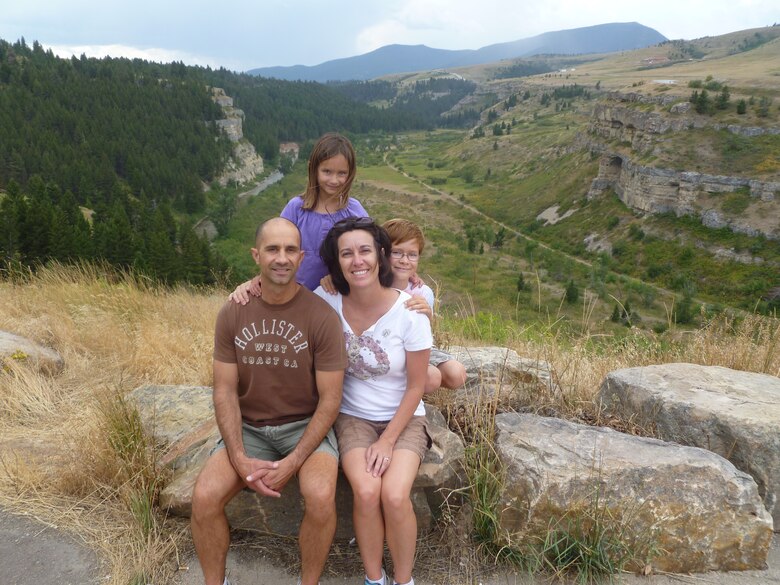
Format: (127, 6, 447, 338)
(248, 22, 667, 82)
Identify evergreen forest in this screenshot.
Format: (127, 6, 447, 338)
(0, 38, 476, 284)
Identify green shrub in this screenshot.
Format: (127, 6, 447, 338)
(721, 191, 751, 214)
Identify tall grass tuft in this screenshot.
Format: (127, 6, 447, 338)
(447, 377, 532, 570)
(529, 480, 660, 584)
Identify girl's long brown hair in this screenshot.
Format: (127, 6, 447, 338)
(301, 133, 357, 210)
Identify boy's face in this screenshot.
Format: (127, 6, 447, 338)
(389, 239, 420, 282)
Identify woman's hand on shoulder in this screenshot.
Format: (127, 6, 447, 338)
(228, 275, 262, 305)
(319, 274, 338, 295)
(409, 273, 425, 289)
(404, 296, 432, 320)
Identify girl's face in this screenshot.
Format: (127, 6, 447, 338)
(389, 239, 420, 285)
(317, 154, 350, 199)
(337, 229, 379, 290)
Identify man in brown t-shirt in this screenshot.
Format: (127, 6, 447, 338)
(191, 218, 346, 585)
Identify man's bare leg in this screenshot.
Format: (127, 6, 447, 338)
(297, 451, 339, 585)
(191, 449, 245, 585)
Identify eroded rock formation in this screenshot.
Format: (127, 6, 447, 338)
(585, 97, 780, 239)
(587, 153, 780, 239)
(210, 88, 264, 186)
(128, 384, 464, 538)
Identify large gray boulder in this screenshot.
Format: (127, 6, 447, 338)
(129, 384, 214, 446)
(494, 414, 773, 573)
(598, 363, 780, 529)
(0, 330, 64, 376)
(446, 346, 558, 409)
(128, 384, 465, 538)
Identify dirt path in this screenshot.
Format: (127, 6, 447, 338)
(0, 508, 103, 585)
(379, 154, 715, 308)
(170, 534, 780, 585)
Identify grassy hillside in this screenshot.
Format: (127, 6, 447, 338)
(366, 28, 780, 319)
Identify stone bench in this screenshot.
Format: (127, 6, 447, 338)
(129, 385, 465, 538)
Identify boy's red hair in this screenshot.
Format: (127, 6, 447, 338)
(382, 218, 425, 254)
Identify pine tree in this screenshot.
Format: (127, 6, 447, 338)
(19, 197, 54, 263)
(715, 86, 730, 110)
(517, 272, 526, 292)
(623, 301, 633, 326)
(179, 223, 207, 285)
(493, 227, 506, 249)
(94, 201, 136, 267)
(564, 280, 579, 304)
(49, 207, 76, 262)
(146, 228, 180, 284)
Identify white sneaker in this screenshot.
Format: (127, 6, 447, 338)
(364, 568, 387, 585)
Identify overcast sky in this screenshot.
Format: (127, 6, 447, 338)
(2, 0, 778, 72)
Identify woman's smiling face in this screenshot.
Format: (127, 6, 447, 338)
(337, 229, 379, 289)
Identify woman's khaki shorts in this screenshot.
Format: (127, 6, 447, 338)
(334, 412, 431, 461)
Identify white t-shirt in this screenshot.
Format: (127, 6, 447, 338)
(403, 282, 435, 310)
(314, 287, 432, 420)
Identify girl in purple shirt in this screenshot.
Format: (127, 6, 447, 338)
(231, 133, 368, 296)
(282, 132, 368, 289)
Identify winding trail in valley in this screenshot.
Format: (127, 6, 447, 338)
(379, 152, 703, 308)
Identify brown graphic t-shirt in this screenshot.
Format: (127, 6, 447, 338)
(213, 286, 346, 426)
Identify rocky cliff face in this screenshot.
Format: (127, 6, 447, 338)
(586, 96, 780, 240)
(589, 102, 696, 152)
(588, 154, 779, 239)
(210, 87, 264, 186)
(589, 100, 780, 153)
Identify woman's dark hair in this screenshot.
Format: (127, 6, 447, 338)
(320, 217, 394, 295)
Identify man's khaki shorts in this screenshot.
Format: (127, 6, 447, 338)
(333, 412, 430, 461)
(212, 416, 339, 461)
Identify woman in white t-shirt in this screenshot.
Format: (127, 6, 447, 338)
(315, 217, 431, 585)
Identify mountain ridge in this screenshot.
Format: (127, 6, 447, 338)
(248, 22, 667, 81)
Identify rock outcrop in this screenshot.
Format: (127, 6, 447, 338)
(128, 385, 465, 538)
(587, 153, 780, 239)
(598, 363, 780, 529)
(130, 384, 214, 446)
(210, 88, 264, 187)
(495, 413, 773, 573)
(589, 103, 695, 153)
(0, 330, 64, 376)
(585, 95, 780, 240)
(446, 345, 558, 407)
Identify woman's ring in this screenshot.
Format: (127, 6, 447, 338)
(383, 457, 391, 461)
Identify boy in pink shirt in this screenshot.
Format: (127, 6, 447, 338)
(382, 218, 467, 393)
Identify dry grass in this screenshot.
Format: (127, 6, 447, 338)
(0, 262, 222, 584)
(441, 293, 780, 435)
(0, 262, 777, 583)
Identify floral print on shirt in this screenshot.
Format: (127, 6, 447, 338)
(344, 331, 390, 380)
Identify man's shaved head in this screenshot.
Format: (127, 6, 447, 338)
(255, 217, 301, 246)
